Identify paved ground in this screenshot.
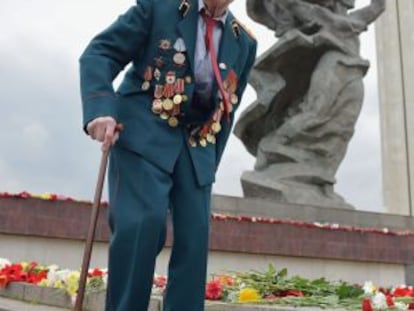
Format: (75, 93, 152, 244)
(0, 296, 68, 311)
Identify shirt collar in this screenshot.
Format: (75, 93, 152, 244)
(198, 0, 229, 25)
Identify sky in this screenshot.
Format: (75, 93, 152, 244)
(0, 0, 382, 212)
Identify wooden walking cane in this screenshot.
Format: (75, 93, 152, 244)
(74, 124, 123, 311)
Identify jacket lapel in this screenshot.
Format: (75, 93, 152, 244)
(217, 13, 241, 81)
(177, 0, 198, 73)
(212, 13, 241, 109)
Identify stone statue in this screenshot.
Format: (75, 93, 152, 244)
(235, 0, 385, 209)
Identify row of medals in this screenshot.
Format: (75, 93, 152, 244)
(141, 52, 239, 147)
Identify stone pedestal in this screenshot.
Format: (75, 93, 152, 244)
(376, 0, 414, 215)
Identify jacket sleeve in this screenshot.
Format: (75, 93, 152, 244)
(215, 40, 257, 169)
(79, 0, 153, 131)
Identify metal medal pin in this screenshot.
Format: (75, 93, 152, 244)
(185, 76, 192, 84)
(173, 52, 186, 65)
(231, 93, 238, 105)
(173, 94, 183, 105)
(219, 63, 227, 70)
(175, 78, 185, 93)
(179, 0, 190, 17)
(159, 39, 171, 50)
(160, 112, 169, 120)
(188, 137, 197, 147)
(141, 81, 150, 91)
(207, 133, 216, 144)
(154, 85, 164, 99)
(168, 117, 179, 127)
(199, 138, 207, 147)
(152, 99, 163, 114)
(211, 122, 222, 133)
(154, 68, 161, 81)
(162, 98, 174, 111)
(166, 71, 176, 85)
(142, 66, 152, 90)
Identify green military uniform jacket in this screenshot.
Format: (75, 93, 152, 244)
(80, 0, 257, 186)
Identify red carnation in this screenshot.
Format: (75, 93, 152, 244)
(394, 287, 414, 297)
(0, 275, 8, 289)
(386, 295, 394, 307)
(88, 269, 104, 278)
(205, 279, 223, 300)
(362, 298, 374, 311)
(286, 290, 304, 297)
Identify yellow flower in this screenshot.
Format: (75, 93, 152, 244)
(39, 193, 52, 200)
(32, 193, 52, 200)
(20, 262, 29, 270)
(66, 271, 80, 284)
(64, 271, 80, 296)
(238, 288, 261, 302)
(66, 283, 78, 296)
(38, 280, 48, 287)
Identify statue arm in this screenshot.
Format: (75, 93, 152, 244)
(349, 0, 386, 25)
(278, 0, 367, 33)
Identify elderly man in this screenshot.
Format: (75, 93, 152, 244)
(79, 0, 256, 309)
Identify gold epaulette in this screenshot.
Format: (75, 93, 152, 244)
(233, 18, 256, 41)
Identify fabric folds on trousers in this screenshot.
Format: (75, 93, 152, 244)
(106, 138, 212, 311)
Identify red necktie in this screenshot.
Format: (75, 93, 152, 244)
(203, 13, 231, 122)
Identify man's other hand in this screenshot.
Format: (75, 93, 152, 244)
(86, 117, 119, 151)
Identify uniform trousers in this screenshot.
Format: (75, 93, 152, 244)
(105, 134, 212, 311)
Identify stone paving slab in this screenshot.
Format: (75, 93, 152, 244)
(0, 283, 162, 310)
(0, 296, 67, 310)
(0, 283, 349, 311)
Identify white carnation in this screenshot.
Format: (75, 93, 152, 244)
(372, 292, 387, 309)
(363, 281, 377, 295)
(0, 258, 11, 270)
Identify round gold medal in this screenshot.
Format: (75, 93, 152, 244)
(206, 134, 216, 144)
(199, 138, 207, 147)
(160, 112, 169, 120)
(188, 137, 197, 147)
(173, 94, 183, 105)
(168, 117, 179, 127)
(211, 122, 222, 134)
(173, 52, 186, 65)
(152, 99, 163, 114)
(141, 81, 150, 91)
(162, 99, 174, 111)
(231, 93, 238, 104)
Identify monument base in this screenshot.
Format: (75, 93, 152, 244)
(1, 195, 413, 287)
(241, 169, 354, 210)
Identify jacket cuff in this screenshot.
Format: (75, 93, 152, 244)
(82, 94, 118, 134)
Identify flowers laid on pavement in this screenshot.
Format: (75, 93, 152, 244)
(1, 258, 414, 310)
(0, 261, 47, 289)
(362, 282, 414, 310)
(238, 288, 261, 302)
(0, 259, 107, 300)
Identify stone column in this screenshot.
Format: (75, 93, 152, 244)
(376, 0, 414, 215)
